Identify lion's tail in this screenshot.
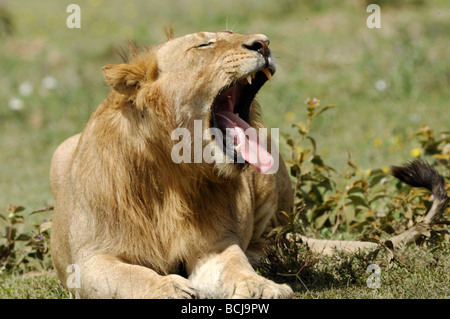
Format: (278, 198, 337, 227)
(293, 160, 448, 255)
(386, 160, 448, 247)
(391, 160, 448, 225)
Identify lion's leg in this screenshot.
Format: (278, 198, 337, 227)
(189, 244, 293, 299)
(73, 254, 198, 299)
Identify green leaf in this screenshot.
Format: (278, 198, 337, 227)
(286, 137, 295, 147)
(39, 221, 52, 233)
(311, 104, 336, 119)
(348, 195, 370, 208)
(15, 234, 31, 241)
(304, 136, 317, 158)
(314, 212, 330, 229)
(311, 185, 324, 204)
(347, 187, 366, 195)
(345, 206, 355, 224)
(12, 206, 26, 214)
(11, 216, 25, 224)
(368, 193, 389, 204)
(29, 205, 54, 215)
(369, 170, 387, 187)
(290, 164, 300, 176)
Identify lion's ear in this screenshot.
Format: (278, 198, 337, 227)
(102, 63, 144, 97)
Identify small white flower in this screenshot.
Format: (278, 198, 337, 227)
(375, 80, 387, 92)
(18, 81, 34, 96)
(410, 113, 422, 123)
(8, 97, 24, 110)
(42, 76, 58, 89)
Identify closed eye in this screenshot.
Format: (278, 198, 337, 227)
(197, 41, 214, 48)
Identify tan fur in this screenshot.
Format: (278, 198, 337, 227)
(50, 31, 294, 298)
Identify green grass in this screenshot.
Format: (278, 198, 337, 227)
(0, 271, 70, 299)
(1, 243, 448, 299)
(257, 239, 449, 299)
(0, 0, 449, 298)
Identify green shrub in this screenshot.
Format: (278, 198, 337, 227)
(0, 205, 53, 274)
(283, 97, 449, 241)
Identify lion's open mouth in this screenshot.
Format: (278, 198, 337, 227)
(210, 68, 274, 173)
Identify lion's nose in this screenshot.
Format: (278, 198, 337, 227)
(243, 37, 271, 57)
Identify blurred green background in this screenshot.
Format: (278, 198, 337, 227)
(1, 0, 449, 213)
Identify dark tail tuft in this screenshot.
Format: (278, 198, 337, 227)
(391, 160, 447, 201)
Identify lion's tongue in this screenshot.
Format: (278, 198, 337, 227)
(215, 111, 274, 174)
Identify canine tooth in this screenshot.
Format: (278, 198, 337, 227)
(246, 75, 252, 85)
(235, 143, 242, 153)
(251, 72, 256, 79)
(262, 69, 272, 81)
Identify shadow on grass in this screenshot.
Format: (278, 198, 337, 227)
(257, 233, 450, 298)
(256, 237, 385, 295)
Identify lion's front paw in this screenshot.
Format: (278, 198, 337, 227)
(232, 274, 293, 299)
(151, 274, 199, 299)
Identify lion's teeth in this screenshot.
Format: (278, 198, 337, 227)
(235, 143, 242, 153)
(246, 75, 252, 85)
(262, 69, 272, 81)
(251, 72, 256, 79)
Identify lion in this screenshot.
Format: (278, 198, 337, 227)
(50, 30, 294, 299)
(50, 30, 448, 299)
